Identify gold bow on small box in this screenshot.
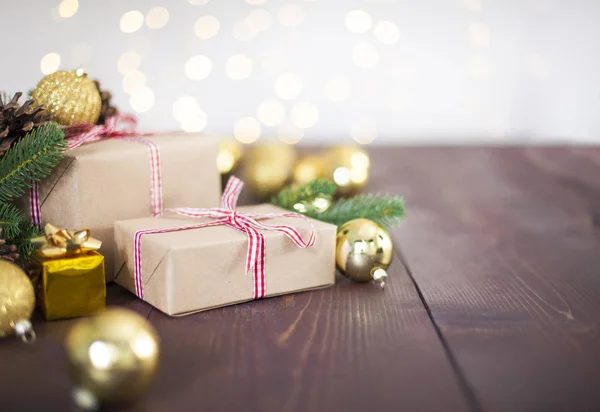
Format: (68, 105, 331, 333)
(31, 224, 102, 258)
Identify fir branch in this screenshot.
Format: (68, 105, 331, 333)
(271, 179, 337, 210)
(315, 193, 405, 229)
(0, 122, 66, 202)
(0, 202, 25, 239)
(8, 220, 42, 263)
(272, 179, 406, 229)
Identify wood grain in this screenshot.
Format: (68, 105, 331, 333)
(0, 193, 468, 411)
(371, 147, 600, 412)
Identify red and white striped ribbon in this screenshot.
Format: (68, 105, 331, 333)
(29, 114, 163, 226)
(132, 176, 317, 300)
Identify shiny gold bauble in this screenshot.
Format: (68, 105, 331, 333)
(293, 155, 326, 185)
(217, 139, 244, 175)
(244, 143, 297, 198)
(65, 308, 160, 407)
(336, 218, 393, 287)
(32, 69, 102, 126)
(0, 261, 36, 342)
(323, 146, 370, 196)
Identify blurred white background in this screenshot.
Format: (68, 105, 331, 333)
(1, 0, 599, 144)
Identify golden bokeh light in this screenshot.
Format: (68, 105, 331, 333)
(58, 0, 78, 19)
(234, 117, 262, 144)
(129, 87, 155, 113)
(40, 52, 61, 75)
(257, 99, 286, 127)
(345, 10, 372, 34)
(274, 72, 303, 100)
(120, 10, 144, 33)
(184, 55, 213, 81)
(225, 54, 253, 80)
(146, 7, 169, 29)
(194, 15, 220, 39)
(173, 96, 204, 123)
(373, 21, 401, 45)
(290, 102, 319, 129)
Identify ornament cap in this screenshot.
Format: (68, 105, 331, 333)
(371, 267, 388, 289)
(14, 319, 36, 344)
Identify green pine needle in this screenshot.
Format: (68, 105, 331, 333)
(9, 220, 43, 262)
(314, 193, 405, 229)
(271, 179, 337, 210)
(0, 122, 66, 202)
(0, 202, 25, 239)
(272, 179, 405, 230)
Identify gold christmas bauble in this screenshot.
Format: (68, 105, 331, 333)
(323, 146, 370, 196)
(217, 140, 244, 175)
(32, 69, 102, 126)
(0, 261, 36, 342)
(336, 218, 393, 287)
(293, 155, 326, 185)
(244, 143, 297, 198)
(65, 308, 160, 407)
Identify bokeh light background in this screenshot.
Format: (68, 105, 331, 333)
(1, 0, 599, 144)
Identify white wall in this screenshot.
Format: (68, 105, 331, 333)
(1, 0, 599, 144)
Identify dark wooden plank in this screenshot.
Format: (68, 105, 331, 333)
(370, 147, 600, 412)
(130, 261, 469, 412)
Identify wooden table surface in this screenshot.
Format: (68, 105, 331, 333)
(2, 147, 600, 412)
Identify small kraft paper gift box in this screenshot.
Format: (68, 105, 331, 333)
(29, 224, 106, 321)
(26, 115, 221, 281)
(113, 177, 336, 316)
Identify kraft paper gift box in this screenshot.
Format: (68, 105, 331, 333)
(113, 204, 336, 316)
(27, 134, 221, 281)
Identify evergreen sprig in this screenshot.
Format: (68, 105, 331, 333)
(271, 179, 337, 210)
(10, 220, 43, 260)
(272, 179, 405, 229)
(0, 202, 42, 262)
(0, 122, 66, 202)
(0, 202, 24, 239)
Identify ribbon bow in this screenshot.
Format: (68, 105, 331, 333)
(31, 223, 102, 258)
(132, 176, 317, 300)
(30, 113, 163, 226)
(64, 113, 141, 150)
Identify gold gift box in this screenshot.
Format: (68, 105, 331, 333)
(30, 251, 106, 321)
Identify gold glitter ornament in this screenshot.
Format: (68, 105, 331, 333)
(65, 308, 160, 408)
(244, 143, 296, 198)
(323, 146, 370, 196)
(32, 69, 102, 126)
(0, 260, 36, 342)
(336, 218, 393, 287)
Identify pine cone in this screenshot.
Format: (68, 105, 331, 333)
(0, 228, 19, 262)
(94, 80, 118, 125)
(0, 92, 52, 157)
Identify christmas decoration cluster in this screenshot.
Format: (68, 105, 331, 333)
(0, 68, 405, 409)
